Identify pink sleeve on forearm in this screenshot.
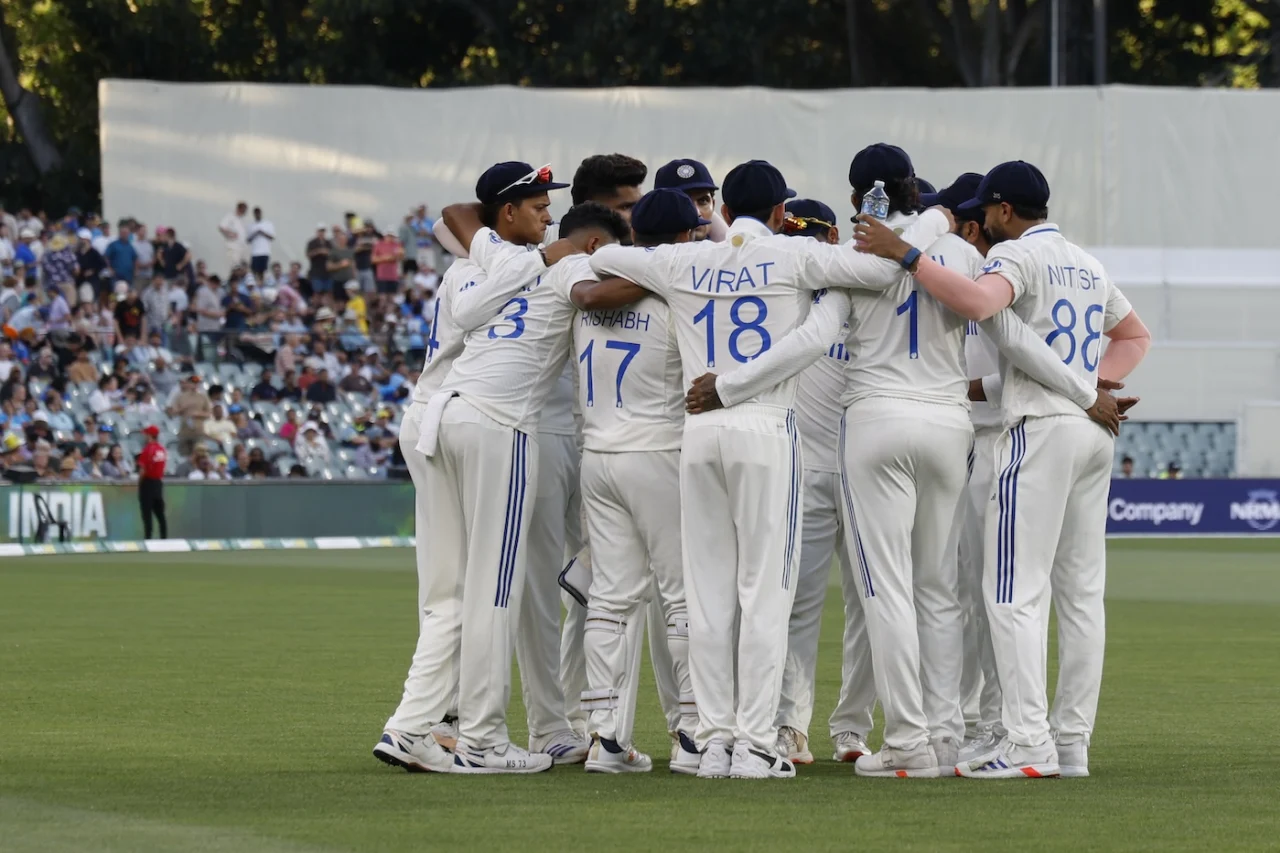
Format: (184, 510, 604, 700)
(1098, 311, 1152, 381)
(912, 258, 1013, 322)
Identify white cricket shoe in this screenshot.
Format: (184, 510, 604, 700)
(956, 739, 1060, 779)
(1057, 741, 1089, 778)
(452, 742, 553, 775)
(696, 738, 733, 779)
(959, 728, 1002, 765)
(670, 731, 701, 776)
(730, 741, 796, 779)
(832, 731, 870, 763)
(430, 717, 458, 751)
(855, 743, 941, 778)
(776, 726, 814, 765)
(372, 729, 452, 773)
(584, 737, 652, 774)
(529, 729, 589, 765)
(931, 736, 959, 777)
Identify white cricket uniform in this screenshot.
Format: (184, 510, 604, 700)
(388, 228, 573, 751)
(590, 211, 949, 753)
(957, 312, 1005, 737)
(519, 362, 584, 742)
(838, 217, 976, 752)
(775, 335, 877, 744)
(401, 259, 484, 622)
(977, 223, 1133, 751)
(562, 278, 696, 747)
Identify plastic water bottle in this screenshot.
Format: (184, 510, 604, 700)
(860, 180, 889, 221)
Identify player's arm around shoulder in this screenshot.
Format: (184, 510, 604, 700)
(588, 243, 676, 299)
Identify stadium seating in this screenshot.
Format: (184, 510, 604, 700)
(1112, 421, 1236, 478)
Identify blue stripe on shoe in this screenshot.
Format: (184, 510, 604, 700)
(837, 414, 875, 599)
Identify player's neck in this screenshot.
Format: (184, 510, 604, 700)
(1006, 218, 1047, 240)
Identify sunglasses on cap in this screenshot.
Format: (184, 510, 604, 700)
(782, 214, 835, 235)
(496, 164, 555, 196)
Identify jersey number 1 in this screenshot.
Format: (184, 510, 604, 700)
(579, 340, 642, 408)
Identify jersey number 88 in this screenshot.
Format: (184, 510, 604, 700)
(1046, 298, 1103, 372)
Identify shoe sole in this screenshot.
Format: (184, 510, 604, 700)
(855, 766, 943, 778)
(786, 751, 815, 765)
(833, 750, 867, 763)
(1059, 765, 1089, 778)
(451, 761, 554, 775)
(372, 743, 448, 774)
(957, 762, 1061, 779)
(585, 759, 653, 774)
(670, 760, 701, 776)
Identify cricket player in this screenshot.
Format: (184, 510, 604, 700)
(552, 190, 710, 774)
(758, 199, 876, 767)
(590, 159, 951, 779)
(855, 160, 1150, 779)
(653, 158, 721, 241)
(377, 161, 581, 775)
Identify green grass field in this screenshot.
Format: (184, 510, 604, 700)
(2, 540, 1279, 852)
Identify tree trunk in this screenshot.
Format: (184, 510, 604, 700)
(0, 12, 64, 175)
(845, 0, 863, 86)
(980, 0, 1002, 85)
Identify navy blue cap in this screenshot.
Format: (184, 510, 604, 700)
(721, 160, 796, 214)
(922, 172, 985, 214)
(849, 143, 914, 189)
(915, 178, 937, 197)
(654, 159, 718, 193)
(631, 189, 711, 234)
(475, 161, 569, 205)
(783, 199, 837, 237)
(957, 161, 1050, 211)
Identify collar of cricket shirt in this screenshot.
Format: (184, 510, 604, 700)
(726, 215, 774, 246)
(1021, 223, 1061, 239)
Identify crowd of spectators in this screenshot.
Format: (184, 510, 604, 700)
(0, 201, 445, 484)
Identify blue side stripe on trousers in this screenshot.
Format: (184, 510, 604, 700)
(996, 418, 1027, 605)
(494, 431, 529, 608)
(837, 414, 875, 599)
(782, 410, 800, 589)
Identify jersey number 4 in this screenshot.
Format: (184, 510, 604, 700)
(1046, 298, 1103, 372)
(692, 296, 771, 367)
(579, 340, 641, 408)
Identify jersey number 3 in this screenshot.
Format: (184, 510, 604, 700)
(692, 296, 771, 367)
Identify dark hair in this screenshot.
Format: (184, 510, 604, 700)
(633, 232, 681, 248)
(1122, 455, 1134, 465)
(1011, 204, 1049, 220)
(729, 206, 777, 224)
(479, 196, 541, 229)
(853, 176, 919, 216)
(558, 202, 630, 244)
(571, 154, 647, 206)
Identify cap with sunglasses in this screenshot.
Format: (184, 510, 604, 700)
(721, 160, 796, 214)
(631, 189, 710, 235)
(782, 199, 837, 238)
(654, 159, 718, 193)
(921, 172, 985, 216)
(958, 161, 1050, 211)
(475, 161, 570, 205)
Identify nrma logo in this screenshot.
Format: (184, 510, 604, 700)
(1229, 489, 1280, 532)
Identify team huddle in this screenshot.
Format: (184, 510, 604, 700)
(371, 145, 1152, 780)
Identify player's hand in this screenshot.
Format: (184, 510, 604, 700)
(685, 373, 723, 414)
(1098, 378, 1140, 422)
(853, 215, 913, 263)
(542, 238, 579, 265)
(1085, 389, 1122, 436)
(967, 378, 986, 402)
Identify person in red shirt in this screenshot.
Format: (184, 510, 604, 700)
(137, 424, 168, 540)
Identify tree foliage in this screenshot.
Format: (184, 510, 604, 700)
(0, 0, 1272, 213)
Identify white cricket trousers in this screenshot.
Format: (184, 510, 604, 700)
(682, 406, 802, 753)
(986, 415, 1112, 749)
(399, 402, 436, 623)
(958, 426, 1003, 735)
(385, 398, 537, 749)
(839, 398, 971, 751)
(776, 469, 876, 741)
(580, 450, 695, 746)
(517, 432, 581, 741)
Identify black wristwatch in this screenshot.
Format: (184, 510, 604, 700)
(900, 247, 922, 271)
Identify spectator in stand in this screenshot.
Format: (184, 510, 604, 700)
(247, 458, 271, 479)
(140, 275, 171, 343)
(296, 365, 317, 394)
(410, 204, 435, 268)
(1158, 461, 1182, 480)
(0, 225, 14, 279)
(279, 369, 302, 402)
(0, 342, 16, 383)
(306, 225, 331, 297)
(188, 448, 220, 480)
(150, 356, 179, 401)
(250, 369, 279, 402)
(130, 223, 155, 284)
(66, 348, 98, 385)
(193, 275, 224, 362)
(339, 362, 373, 395)
(306, 339, 340, 377)
(91, 220, 111, 255)
(353, 223, 377, 294)
(169, 374, 211, 455)
(83, 443, 109, 479)
(277, 265, 305, 313)
(132, 330, 173, 367)
(128, 385, 161, 417)
(114, 283, 145, 341)
(279, 408, 300, 443)
(1119, 456, 1136, 478)
(305, 368, 337, 404)
(160, 228, 192, 289)
(106, 443, 134, 478)
(104, 221, 138, 287)
(41, 233, 78, 298)
(46, 285, 72, 332)
(15, 229, 38, 284)
(1, 276, 21, 318)
(88, 375, 123, 415)
(0, 204, 17, 242)
(341, 281, 368, 333)
(75, 228, 107, 304)
(26, 347, 58, 382)
(288, 463, 308, 478)
(214, 453, 231, 479)
(31, 439, 54, 480)
(233, 407, 266, 440)
(44, 390, 78, 433)
(229, 443, 250, 478)
(328, 229, 355, 293)
(219, 201, 250, 272)
(294, 422, 330, 469)
(222, 269, 254, 346)
(372, 229, 403, 295)
(263, 261, 283, 289)
(247, 206, 275, 277)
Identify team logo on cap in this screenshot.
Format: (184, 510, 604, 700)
(676, 164, 696, 179)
